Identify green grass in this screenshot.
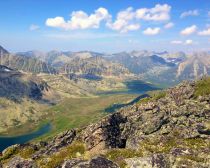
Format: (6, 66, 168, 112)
(0, 145, 19, 163)
(0, 94, 137, 139)
(105, 148, 143, 168)
(137, 90, 166, 104)
(36, 94, 138, 140)
(194, 77, 210, 97)
(37, 142, 86, 168)
(18, 146, 35, 159)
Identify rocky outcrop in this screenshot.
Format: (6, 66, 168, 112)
(79, 81, 210, 149)
(1, 79, 210, 167)
(77, 113, 127, 150)
(62, 156, 119, 168)
(5, 156, 37, 168)
(32, 130, 76, 159)
(125, 154, 169, 168)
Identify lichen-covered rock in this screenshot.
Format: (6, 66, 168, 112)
(62, 156, 119, 168)
(125, 154, 169, 168)
(89, 156, 119, 168)
(2, 144, 20, 157)
(62, 159, 88, 168)
(5, 156, 37, 168)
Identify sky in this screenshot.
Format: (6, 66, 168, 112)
(0, 0, 210, 53)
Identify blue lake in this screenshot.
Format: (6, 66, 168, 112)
(0, 123, 51, 152)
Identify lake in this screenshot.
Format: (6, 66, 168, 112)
(97, 80, 160, 95)
(0, 123, 51, 152)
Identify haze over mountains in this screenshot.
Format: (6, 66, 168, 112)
(1, 45, 209, 85)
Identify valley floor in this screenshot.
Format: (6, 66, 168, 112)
(0, 94, 138, 140)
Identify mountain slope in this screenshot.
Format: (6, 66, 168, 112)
(0, 65, 58, 132)
(0, 65, 49, 101)
(60, 56, 130, 76)
(108, 52, 175, 75)
(17, 51, 104, 68)
(176, 52, 210, 80)
(0, 46, 57, 74)
(1, 77, 210, 167)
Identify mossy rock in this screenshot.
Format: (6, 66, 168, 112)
(138, 90, 166, 104)
(105, 148, 143, 168)
(38, 141, 86, 168)
(18, 146, 36, 159)
(0, 145, 20, 162)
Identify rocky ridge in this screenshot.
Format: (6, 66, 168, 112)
(1, 78, 210, 167)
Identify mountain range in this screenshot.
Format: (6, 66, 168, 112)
(0, 49, 57, 74)
(7, 47, 210, 85)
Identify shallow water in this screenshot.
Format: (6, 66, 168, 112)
(0, 123, 51, 152)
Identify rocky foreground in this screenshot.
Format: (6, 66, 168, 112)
(1, 78, 210, 168)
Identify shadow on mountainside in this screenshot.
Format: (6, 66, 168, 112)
(0, 70, 45, 102)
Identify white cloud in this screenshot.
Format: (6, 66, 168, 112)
(46, 7, 110, 30)
(29, 24, 40, 31)
(46, 4, 171, 33)
(180, 25, 197, 35)
(185, 39, 193, 45)
(107, 4, 171, 33)
(180, 10, 199, 18)
(46, 17, 65, 28)
(171, 40, 183, 44)
(122, 24, 140, 32)
(198, 28, 210, 36)
(208, 11, 210, 17)
(136, 4, 171, 21)
(106, 7, 140, 33)
(143, 27, 161, 35)
(164, 22, 174, 29)
(171, 39, 193, 45)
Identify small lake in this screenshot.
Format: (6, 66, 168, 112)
(97, 80, 160, 95)
(0, 124, 51, 152)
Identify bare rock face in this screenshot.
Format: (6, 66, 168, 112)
(32, 129, 76, 159)
(77, 113, 127, 150)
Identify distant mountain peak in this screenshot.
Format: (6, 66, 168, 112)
(0, 45, 9, 55)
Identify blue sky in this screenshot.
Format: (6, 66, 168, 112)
(0, 0, 210, 53)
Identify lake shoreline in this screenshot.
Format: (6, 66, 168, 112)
(0, 123, 51, 152)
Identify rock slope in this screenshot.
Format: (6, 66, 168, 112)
(0, 65, 50, 101)
(0, 46, 57, 74)
(1, 78, 210, 168)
